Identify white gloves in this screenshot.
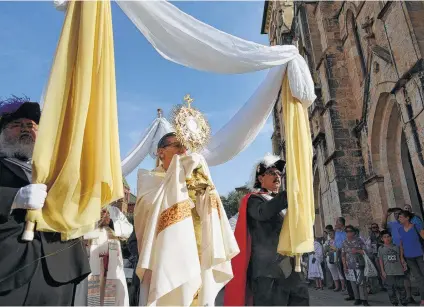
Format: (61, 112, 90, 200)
(11, 184, 48, 211)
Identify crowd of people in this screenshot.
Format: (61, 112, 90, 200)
(304, 207, 424, 306)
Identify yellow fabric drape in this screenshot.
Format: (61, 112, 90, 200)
(277, 75, 314, 256)
(27, 0, 123, 241)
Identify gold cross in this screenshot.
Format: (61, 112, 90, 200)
(183, 94, 194, 108)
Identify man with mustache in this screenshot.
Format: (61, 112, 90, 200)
(0, 96, 90, 305)
(224, 154, 309, 306)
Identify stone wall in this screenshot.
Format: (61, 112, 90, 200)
(264, 1, 424, 234)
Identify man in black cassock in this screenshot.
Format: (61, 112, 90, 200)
(127, 230, 140, 306)
(224, 154, 309, 306)
(0, 96, 90, 305)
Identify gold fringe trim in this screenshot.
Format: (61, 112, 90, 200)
(157, 200, 192, 234)
(191, 286, 201, 306)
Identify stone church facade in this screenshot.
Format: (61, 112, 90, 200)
(262, 1, 424, 234)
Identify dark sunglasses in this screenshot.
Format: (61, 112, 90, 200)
(163, 141, 184, 149)
(264, 169, 282, 177)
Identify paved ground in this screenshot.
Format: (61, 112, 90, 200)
(216, 285, 420, 306)
(309, 287, 389, 306)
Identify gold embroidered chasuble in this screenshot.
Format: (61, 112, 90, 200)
(134, 153, 239, 306)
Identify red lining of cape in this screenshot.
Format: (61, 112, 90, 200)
(224, 192, 265, 306)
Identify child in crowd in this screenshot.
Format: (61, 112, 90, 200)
(378, 230, 408, 306)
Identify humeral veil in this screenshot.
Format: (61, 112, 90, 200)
(135, 153, 239, 306)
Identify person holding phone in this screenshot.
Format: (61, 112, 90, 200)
(382, 208, 403, 246)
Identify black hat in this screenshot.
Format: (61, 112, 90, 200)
(0, 97, 41, 131)
(249, 153, 285, 190)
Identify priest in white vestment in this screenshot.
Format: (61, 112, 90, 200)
(134, 132, 239, 306)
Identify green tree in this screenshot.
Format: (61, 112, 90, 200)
(221, 190, 245, 218)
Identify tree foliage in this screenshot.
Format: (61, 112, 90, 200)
(221, 190, 246, 218)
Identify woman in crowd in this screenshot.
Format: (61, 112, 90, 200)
(325, 229, 346, 292)
(309, 237, 325, 290)
(398, 210, 424, 306)
(366, 223, 384, 294)
(321, 231, 329, 287)
(342, 225, 369, 306)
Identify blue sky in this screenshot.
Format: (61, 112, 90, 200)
(0, 1, 274, 196)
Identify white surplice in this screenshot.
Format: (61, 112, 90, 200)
(82, 206, 134, 306)
(134, 153, 239, 306)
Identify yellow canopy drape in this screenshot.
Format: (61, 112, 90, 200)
(27, 0, 123, 241)
(277, 75, 315, 256)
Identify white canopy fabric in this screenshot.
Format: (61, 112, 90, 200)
(121, 117, 174, 177)
(119, 66, 286, 173)
(116, 1, 315, 105)
(54, 0, 316, 173)
(201, 66, 286, 165)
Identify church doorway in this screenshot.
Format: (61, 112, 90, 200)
(370, 94, 423, 217)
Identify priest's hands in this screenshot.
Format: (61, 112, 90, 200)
(11, 184, 47, 210)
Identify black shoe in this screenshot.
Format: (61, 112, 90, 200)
(362, 301, 370, 306)
(392, 303, 399, 306)
(345, 297, 355, 301)
(353, 300, 361, 306)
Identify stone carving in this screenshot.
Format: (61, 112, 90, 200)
(371, 45, 392, 64)
(361, 16, 375, 41)
(361, 15, 392, 64)
(373, 61, 380, 73)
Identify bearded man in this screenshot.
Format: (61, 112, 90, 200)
(224, 154, 309, 306)
(0, 96, 90, 305)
